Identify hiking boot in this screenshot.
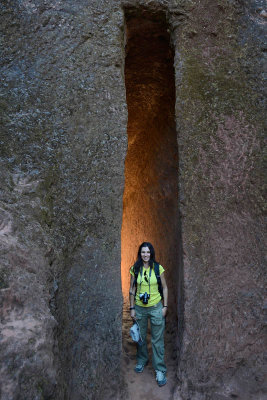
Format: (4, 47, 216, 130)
(134, 363, 146, 373)
(155, 370, 167, 386)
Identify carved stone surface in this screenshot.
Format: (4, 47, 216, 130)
(1, 1, 127, 398)
(171, 1, 266, 399)
(0, 1, 265, 399)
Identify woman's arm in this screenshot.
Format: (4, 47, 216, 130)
(160, 272, 168, 318)
(129, 275, 136, 320)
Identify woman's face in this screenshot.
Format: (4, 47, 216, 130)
(141, 246, 151, 264)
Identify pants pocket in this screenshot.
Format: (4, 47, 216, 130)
(151, 313, 164, 326)
(151, 317, 163, 326)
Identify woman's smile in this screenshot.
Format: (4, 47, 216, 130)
(141, 246, 151, 265)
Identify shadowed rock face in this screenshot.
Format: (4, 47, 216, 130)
(0, 1, 127, 399)
(0, 204, 56, 400)
(170, 1, 266, 399)
(0, 1, 266, 400)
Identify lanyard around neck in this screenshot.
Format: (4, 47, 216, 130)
(139, 266, 152, 294)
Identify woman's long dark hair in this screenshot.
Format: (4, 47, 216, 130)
(133, 242, 158, 273)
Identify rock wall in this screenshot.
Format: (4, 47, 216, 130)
(1, 1, 127, 399)
(170, 0, 266, 399)
(0, 0, 265, 399)
(0, 197, 56, 399)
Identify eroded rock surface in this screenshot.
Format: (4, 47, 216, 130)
(1, 1, 127, 398)
(0, 1, 266, 399)
(171, 1, 266, 399)
(0, 176, 57, 399)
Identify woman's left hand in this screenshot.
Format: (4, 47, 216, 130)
(162, 307, 167, 318)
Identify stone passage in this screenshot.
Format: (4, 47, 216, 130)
(121, 8, 179, 312)
(121, 8, 180, 397)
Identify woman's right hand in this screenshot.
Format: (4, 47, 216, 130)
(130, 309, 136, 320)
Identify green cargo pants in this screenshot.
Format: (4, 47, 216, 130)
(135, 302, 166, 372)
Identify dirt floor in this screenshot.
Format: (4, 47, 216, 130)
(122, 301, 178, 400)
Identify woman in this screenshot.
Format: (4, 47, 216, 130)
(129, 242, 168, 387)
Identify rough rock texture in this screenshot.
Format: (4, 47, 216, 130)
(1, 1, 127, 399)
(0, 0, 266, 399)
(170, 0, 266, 399)
(0, 197, 56, 400)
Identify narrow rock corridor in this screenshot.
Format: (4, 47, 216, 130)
(1, 2, 265, 399)
(121, 9, 180, 398)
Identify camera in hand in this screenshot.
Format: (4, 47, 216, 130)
(139, 292, 150, 304)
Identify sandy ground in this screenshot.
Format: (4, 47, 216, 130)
(122, 301, 178, 400)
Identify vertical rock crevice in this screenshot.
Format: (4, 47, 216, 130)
(122, 7, 180, 319)
(121, 6, 181, 377)
(1, 1, 265, 400)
